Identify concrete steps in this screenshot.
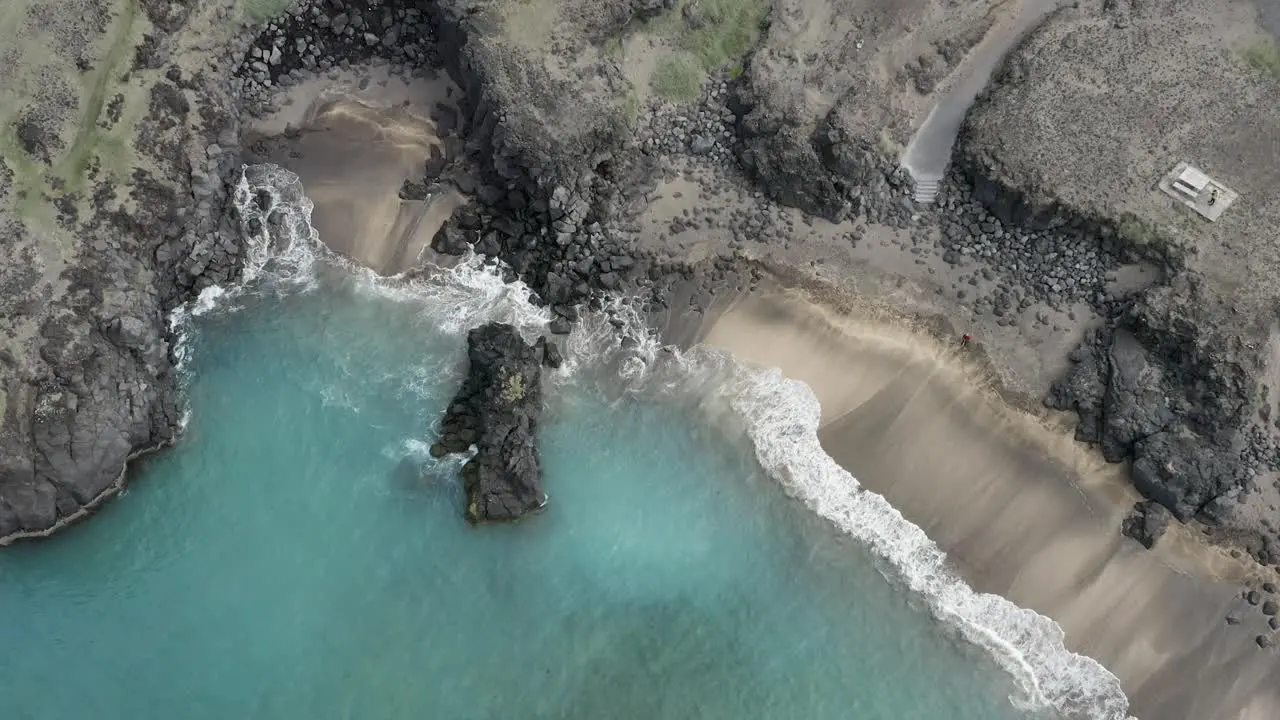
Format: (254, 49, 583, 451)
(912, 177, 941, 205)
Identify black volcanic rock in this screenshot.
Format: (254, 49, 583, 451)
(1, 6, 245, 543)
(1120, 500, 1172, 550)
(1048, 277, 1264, 527)
(432, 323, 546, 524)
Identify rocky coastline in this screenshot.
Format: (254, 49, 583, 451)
(0, 0, 248, 542)
(4, 0, 1280, 628)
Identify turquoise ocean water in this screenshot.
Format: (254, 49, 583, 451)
(0, 166, 1129, 720)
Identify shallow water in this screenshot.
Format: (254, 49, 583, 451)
(0, 262, 1038, 719)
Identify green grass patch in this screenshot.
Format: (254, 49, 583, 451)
(240, 0, 293, 25)
(641, 0, 768, 103)
(645, 0, 768, 71)
(651, 53, 703, 103)
(1243, 39, 1280, 81)
(622, 89, 642, 126)
(56, 0, 141, 195)
(679, 0, 768, 70)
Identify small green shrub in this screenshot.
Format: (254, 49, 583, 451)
(604, 36, 623, 59)
(1117, 213, 1159, 246)
(500, 371, 526, 404)
(622, 89, 642, 126)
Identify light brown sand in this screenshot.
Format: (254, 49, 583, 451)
(246, 65, 462, 275)
(696, 285, 1280, 720)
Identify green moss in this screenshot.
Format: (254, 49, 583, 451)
(240, 0, 294, 25)
(500, 371, 526, 404)
(1243, 39, 1280, 81)
(651, 53, 703, 103)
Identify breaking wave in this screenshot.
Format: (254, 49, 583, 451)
(171, 163, 1133, 720)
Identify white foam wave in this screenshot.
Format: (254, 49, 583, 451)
(231, 163, 324, 288)
(574, 326, 1133, 719)
(353, 252, 552, 340)
(168, 163, 329, 353)
(721, 359, 1131, 719)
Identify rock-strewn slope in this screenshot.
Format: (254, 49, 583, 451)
(431, 323, 550, 523)
(0, 0, 247, 541)
(955, 0, 1280, 560)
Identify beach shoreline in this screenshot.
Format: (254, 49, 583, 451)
(686, 277, 1280, 720)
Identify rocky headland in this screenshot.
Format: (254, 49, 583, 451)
(430, 322, 553, 523)
(0, 0, 246, 541)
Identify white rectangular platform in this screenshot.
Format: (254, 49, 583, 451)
(1157, 161, 1237, 221)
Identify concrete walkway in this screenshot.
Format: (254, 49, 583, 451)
(900, 0, 1063, 203)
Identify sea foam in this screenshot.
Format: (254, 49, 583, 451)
(170, 163, 1134, 720)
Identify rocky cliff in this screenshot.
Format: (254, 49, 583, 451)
(0, 0, 247, 541)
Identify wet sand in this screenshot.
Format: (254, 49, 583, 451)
(694, 284, 1280, 720)
(245, 65, 465, 275)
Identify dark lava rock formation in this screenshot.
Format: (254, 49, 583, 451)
(0, 0, 246, 542)
(431, 323, 550, 524)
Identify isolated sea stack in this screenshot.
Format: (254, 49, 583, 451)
(432, 323, 560, 524)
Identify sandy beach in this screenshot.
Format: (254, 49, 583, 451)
(695, 283, 1280, 720)
(243, 65, 466, 275)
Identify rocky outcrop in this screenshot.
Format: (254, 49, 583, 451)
(953, 1, 1280, 562)
(0, 0, 247, 542)
(1048, 276, 1278, 549)
(731, 59, 907, 224)
(430, 324, 551, 524)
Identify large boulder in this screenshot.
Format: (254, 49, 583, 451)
(1120, 500, 1173, 550)
(432, 323, 549, 524)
